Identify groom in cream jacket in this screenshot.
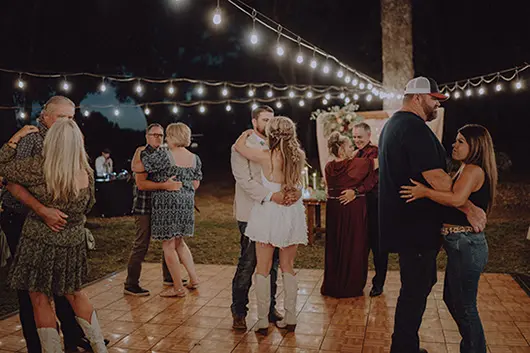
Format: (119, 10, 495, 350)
(230, 105, 300, 330)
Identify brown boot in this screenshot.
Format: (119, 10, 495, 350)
(232, 314, 247, 331)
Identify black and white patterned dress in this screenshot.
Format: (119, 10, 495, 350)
(141, 147, 202, 240)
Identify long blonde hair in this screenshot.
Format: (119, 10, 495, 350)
(458, 124, 498, 213)
(43, 118, 93, 202)
(266, 116, 306, 189)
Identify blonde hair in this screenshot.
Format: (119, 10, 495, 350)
(40, 96, 75, 118)
(266, 116, 306, 189)
(327, 131, 349, 158)
(458, 124, 498, 213)
(43, 118, 92, 202)
(166, 123, 191, 147)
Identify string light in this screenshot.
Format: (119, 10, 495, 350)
(359, 82, 365, 90)
(337, 70, 344, 78)
(99, 79, 107, 93)
(172, 105, 179, 114)
(199, 105, 206, 114)
(16, 76, 25, 89)
(19, 111, 26, 119)
(478, 87, 486, 95)
(339, 92, 346, 100)
(276, 44, 285, 57)
(221, 86, 229, 97)
(465, 88, 472, 97)
(344, 97, 351, 104)
(495, 83, 503, 92)
(310, 58, 317, 69)
(353, 94, 359, 100)
(366, 94, 373, 102)
(322, 99, 328, 105)
(61, 77, 71, 92)
(454, 91, 461, 99)
(367, 83, 373, 90)
(249, 13, 259, 45)
(296, 53, 304, 64)
(144, 107, 151, 115)
(196, 85, 205, 96)
(298, 99, 305, 107)
(266, 90, 274, 98)
(344, 75, 351, 84)
(212, 0, 222, 26)
(83, 110, 90, 117)
(324, 93, 331, 100)
(135, 81, 143, 94)
(251, 102, 258, 110)
(322, 63, 331, 75)
(167, 84, 176, 95)
(247, 88, 255, 97)
(444, 92, 450, 99)
(288, 90, 295, 98)
(352, 78, 358, 86)
(306, 90, 313, 98)
(114, 108, 120, 116)
(225, 103, 232, 112)
(275, 101, 283, 109)
(515, 80, 523, 90)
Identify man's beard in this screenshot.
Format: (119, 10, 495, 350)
(256, 126, 266, 136)
(423, 102, 437, 122)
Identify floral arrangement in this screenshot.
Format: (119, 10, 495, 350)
(310, 103, 363, 141)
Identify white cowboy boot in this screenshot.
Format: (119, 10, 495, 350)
(255, 274, 271, 335)
(37, 327, 63, 353)
(76, 311, 108, 353)
(276, 272, 298, 331)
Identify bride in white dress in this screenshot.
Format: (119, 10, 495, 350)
(234, 116, 308, 335)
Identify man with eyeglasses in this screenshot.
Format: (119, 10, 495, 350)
(124, 123, 183, 296)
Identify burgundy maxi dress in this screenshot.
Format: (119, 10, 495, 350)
(321, 157, 375, 298)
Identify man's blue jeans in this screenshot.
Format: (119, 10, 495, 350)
(443, 232, 488, 353)
(231, 221, 279, 317)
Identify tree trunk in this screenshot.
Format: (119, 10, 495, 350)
(381, 0, 413, 111)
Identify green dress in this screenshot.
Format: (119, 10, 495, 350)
(0, 144, 95, 297)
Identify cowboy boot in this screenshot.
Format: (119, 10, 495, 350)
(75, 311, 107, 353)
(276, 272, 298, 332)
(255, 274, 271, 335)
(37, 327, 63, 353)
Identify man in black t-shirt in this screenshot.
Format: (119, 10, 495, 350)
(379, 77, 487, 353)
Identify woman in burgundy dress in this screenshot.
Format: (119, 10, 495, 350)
(321, 132, 377, 298)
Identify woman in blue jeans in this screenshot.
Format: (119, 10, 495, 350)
(400, 124, 497, 353)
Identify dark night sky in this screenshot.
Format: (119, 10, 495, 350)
(0, 0, 529, 174)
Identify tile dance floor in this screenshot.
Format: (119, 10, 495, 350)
(1, 263, 529, 353)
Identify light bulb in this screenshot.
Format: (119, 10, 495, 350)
(251, 102, 258, 110)
(144, 107, 151, 115)
(465, 89, 472, 97)
(250, 31, 259, 45)
(19, 111, 26, 119)
(83, 110, 90, 117)
(324, 93, 331, 100)
(16, 79, 25, 89)
(267, 90, 274, 98)
(199, 105, 206, 114)
(212, 8, 222, 25)
(353, 94, 359, 100)
(248, 89, 255, 97)
(322, 65, 330, 74)
(444, 92, 450, 98)
(366, 94, 373, 102)
(495, 83, 503, 92)
(454, 91, 461, 99)
(225, 104, 232, 112)
(344, 75, 351, 84)
(337, 70, 344, 78)
(62, 81, 70, 91)
(367, 83, 373, 90)
(352, 78, 359, 86)
(306, 91, 313, 98)
(172, 106, 179, 114)
(197, 85, 204, 95)
(345, 97, 351, 104)
(135, 82, 143, 94)
(114, 108, 120, 116)
(339, 92, 346, 99)
(322, 99, 328, 105)
(288, 91, 295, 98)
(296, 54, 304, 64)
(167, 85, 176, 95)
(478, 87, 486, 95)
(221, 87, 229, 97)
(298, 99, 305, 107)
(99, 83, 107, 92)
(310, 59, 317, 69)
(276, 45, 285, 57)
(275, 101, 283, 109)
(515, 81, 523, 90)
(359, 82, 365, 90)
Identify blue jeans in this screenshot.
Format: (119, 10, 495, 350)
(443, 232, 488, 353)
(231, 221, 279, 317)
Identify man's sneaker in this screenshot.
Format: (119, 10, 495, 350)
(163, 279, 188, 286)
(124, 285, 150, 296)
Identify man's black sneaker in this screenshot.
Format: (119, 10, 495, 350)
(124, 285, 150, 296)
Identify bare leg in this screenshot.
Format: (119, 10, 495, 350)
(65, 292, 107, 353)
(64, 291, 93, 323)
(174, 238, 199, 285)
(29, 292, 55, 328)
(255, 242, 275, 276)
(279, 245, 298, 275)
(162, 238, 186, 295)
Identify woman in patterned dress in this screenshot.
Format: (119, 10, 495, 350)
(138, 123, 202, 297)
(0, 120, 107, 352)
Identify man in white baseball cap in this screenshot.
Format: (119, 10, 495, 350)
(379, 77, 486, 353)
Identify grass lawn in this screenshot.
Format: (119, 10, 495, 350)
(1, 179, 529, 317)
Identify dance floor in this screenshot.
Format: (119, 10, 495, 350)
(1, 263, 529, 353)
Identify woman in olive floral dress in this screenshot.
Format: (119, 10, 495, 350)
(0, 120, 107, 353)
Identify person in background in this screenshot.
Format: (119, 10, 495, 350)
(95, 148, 113, 177)
(124, 123, 183, 296)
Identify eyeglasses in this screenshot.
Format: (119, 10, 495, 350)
(148, 133, 164, 138)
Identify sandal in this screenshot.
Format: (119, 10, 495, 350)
(186, 281, 200, 290)
(160, 287, 187, 297)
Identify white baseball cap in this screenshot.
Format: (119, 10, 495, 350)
(404, 77, 448, 101)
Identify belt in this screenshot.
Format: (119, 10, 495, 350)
(441, 226, 475, 236)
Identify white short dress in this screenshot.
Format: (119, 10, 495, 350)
(245, 171, 308, 248)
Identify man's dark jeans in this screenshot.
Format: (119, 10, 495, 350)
(390, 249, 439, 353)
(231, 221, 279, 317)
(443, 232, 488, 353)
(1, 208, 86, 353)
(367, 192, 388, 289)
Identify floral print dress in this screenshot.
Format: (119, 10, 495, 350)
(0, 144, 95, 297)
